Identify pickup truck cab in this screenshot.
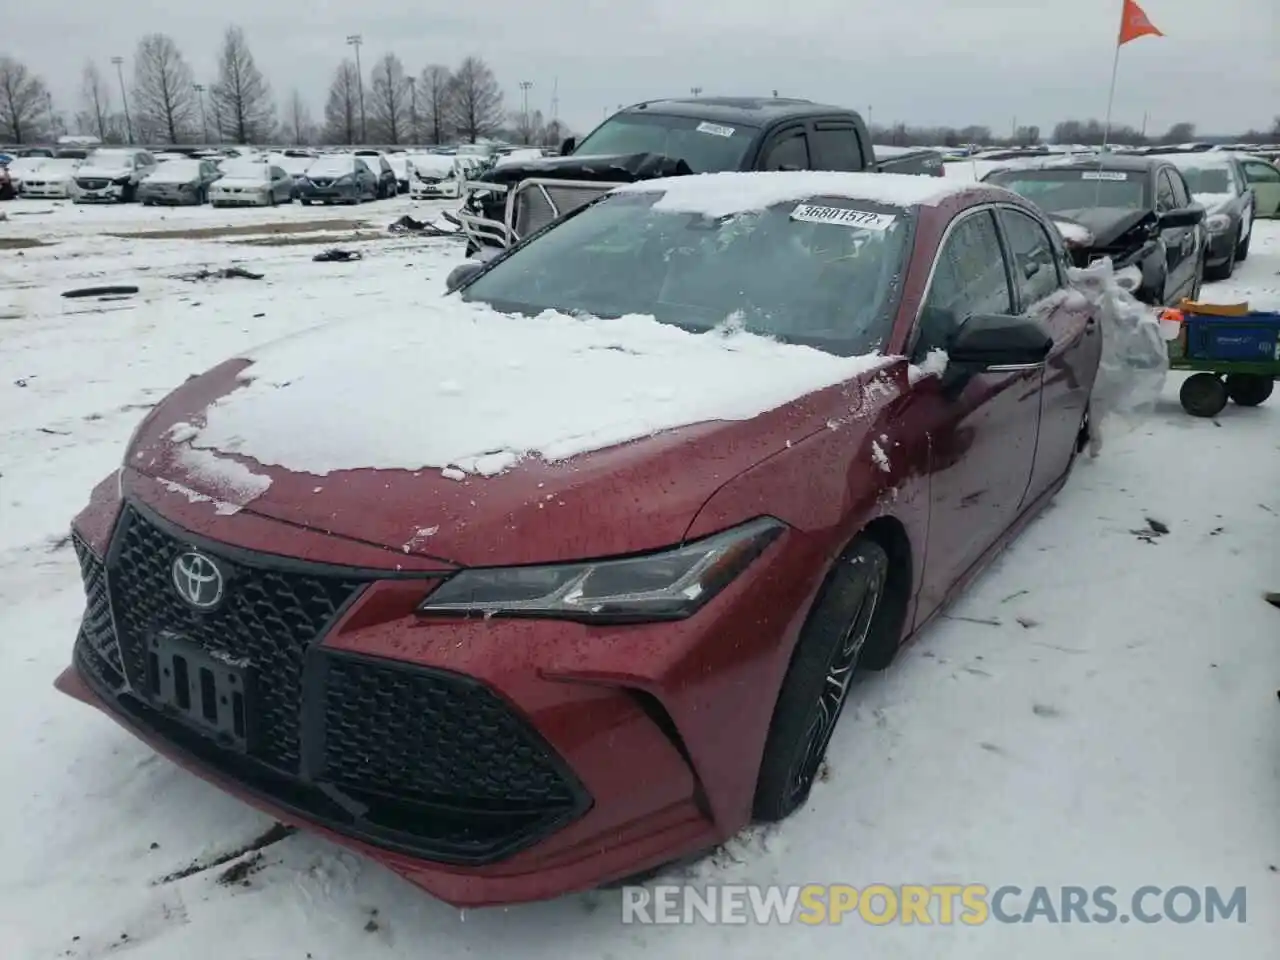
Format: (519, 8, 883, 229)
(456, 96, 941, 253)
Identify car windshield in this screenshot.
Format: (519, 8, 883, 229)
(89, 151, 135, 169)
(155, 160, 201, 178)
(1176, 166, 1233, 194)
(308, 157, 354, 176)
(462, 191, 913, 357)
(220, 161, 268, 179)
(985, 169, 1148, 211)
(572, 114, 757, 174)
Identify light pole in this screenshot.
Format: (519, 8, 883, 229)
(111, 56, 133, 144)
(407, 76, 417, 144)
(519, 80, 533, 143)
(193, 84, 209, 143)
(346, 35, 366, 142)
(690, 86, 703, 96)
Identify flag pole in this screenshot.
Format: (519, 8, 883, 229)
(1100, 38, 1122, 153)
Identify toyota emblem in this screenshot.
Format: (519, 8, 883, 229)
(171, 551, 225, 610)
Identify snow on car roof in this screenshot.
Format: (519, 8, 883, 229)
(187, 299, 891, 479)
(611, 171, 975, 218)
(1159, 151, 1234, 169)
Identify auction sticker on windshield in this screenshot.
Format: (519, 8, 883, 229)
(790, 204, 897, 230)
(696, 121, 736, 137)
(1080, 171, 1128, 181)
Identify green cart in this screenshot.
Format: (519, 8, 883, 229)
(1166, 302, 1280, 418)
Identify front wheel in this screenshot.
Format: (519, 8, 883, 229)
(1180, 372, 1229, 417)
(1206, 239, 1237, 282)
(753, 538, 891, 822)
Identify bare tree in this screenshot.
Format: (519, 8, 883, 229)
(0, 56, 50, 144)
(541, 118, 569, 149)
(324, 60, 360, 145)
(80, 61, 112, 141)
(131, 34, 197, 143)
(210, 26, 274, 144)
(511, 107, 545, 146)
(368, 53, 409, 144)
(283, 89, 314, 145)
(445, 56, 503, 144)
(1159, 121, 1196, 144)
(417, 64, 452, 145)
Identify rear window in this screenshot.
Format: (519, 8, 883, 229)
(572, 113, 757, 174)
(1174, 165, 1234, 195)
(985, 168, 1148, 211)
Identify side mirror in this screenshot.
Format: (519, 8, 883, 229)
(445, 260, 486, 293)
(559, 137, 576, 156)
(947, 313, 1053, 371)
(1158, 205, 1204, 229)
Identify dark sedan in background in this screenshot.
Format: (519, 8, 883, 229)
(1156, 151, 1255, 279)
(983, 155, 1206, 305)
(297, 155, 379, 205)
(138, 159, 223, 205)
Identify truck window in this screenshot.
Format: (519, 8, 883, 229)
(810, 126, 865, 172)
(571, 113, 756, 174)
(761, 131, 810, 171)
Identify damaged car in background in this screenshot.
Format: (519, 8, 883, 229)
(982, 154, 1206, 306)
(73, 148, 159, 203)
(138, 158, 222, 206)
(454, 96, 948, 256)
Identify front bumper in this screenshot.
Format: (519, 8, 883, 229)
(140, 187, 202, 205)
(20, 181, 73, 198)
(57, 481, 817, 906)
(300, 186, 359, 202)
(211, 191, 269, 207)
(410, 180, 456, 199)
(75, 182, 127, 202)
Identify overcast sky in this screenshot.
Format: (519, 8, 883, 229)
(9, 0, 1278, 138)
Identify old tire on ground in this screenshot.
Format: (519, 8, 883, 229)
(1180, 372, 1229, 417)
(753, 538, 892, 822)
(1225, 373, 1273, 407)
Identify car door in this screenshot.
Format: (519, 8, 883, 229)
(891, 207, 1043, 621)
(269, 165, 288, 200)
(1240, 158, 1280, 217)
(808, 122, 868, 172)
(757, 126, 812, 172)
(1227, 160, 1252, 239)
(1155, 167, 1195, 299)
(997, 205, 1097, 502)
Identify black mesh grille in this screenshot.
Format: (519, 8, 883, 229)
(108, 507, 365, 773)
(322, 655, 577, 809)
(72, 535, 125, 688)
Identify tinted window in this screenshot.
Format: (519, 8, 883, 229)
(463, 192, 913, 357)
(1173, 164, 1234, 195)
(572, 113, 756, 174)
(762, 131, 810, 171)
(999, 209, 1062, 308)
(985, 168, 1147, 211)
(810, 126, 865, 172)
(1156, 171, 1177, 210)
(915, 210, 1011, 356)
(1243, 160, 1280, 183)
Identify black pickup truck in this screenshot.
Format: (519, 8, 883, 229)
(455, 96, 944, 254)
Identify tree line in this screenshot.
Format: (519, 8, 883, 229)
(2, 39, 1277, 149)
(0, 32, 568, 148)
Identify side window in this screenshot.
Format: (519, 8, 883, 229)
(761, 130, 810, 171)
(914, 210, 1013, 357)
(810, 125, 865, 172)
(1155, 170, 1178, 211)
(270, 166, 285, 180)
(1243, 160, 1280, 184)
(1166, 169, 1190, 207)
(998, 208, 1063, 309)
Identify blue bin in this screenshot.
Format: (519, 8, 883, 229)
(1183, 312, 1280, 363)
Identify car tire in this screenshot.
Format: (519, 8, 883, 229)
(1179, 373, 1229, 417)
(1235, 226, 1250, 262)
(1225, 373, 1273, 407)
(752, 537, 894, 822)
(1205, 241, 1236, 282)
(301, 198, 311, 206)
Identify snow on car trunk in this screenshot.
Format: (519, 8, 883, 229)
(188, 300, 891, 478)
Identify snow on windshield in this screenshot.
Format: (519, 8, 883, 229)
(189, 298, 891, 478)
(614, 170, 969, 218)
(307, 156, 356, 177)
(219, 161, 269, 180)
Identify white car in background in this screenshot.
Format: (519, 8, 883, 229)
(209, 160, 295, 207)
(6, 157, 50, 195)
(385, 154, 412, 194)
(17, 157, 83, 198)
(408, 154, 484, 200)
(73, 148, 158, 202)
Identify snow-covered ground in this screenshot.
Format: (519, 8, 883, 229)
(1, 199, 1277, 959)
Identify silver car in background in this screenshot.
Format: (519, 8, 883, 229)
(138, 159, 222, 205)
(209, 160, 295, 207)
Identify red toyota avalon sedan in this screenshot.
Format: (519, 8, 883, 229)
(57, 171, 1100, 907)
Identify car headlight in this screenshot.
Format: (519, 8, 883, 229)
(417, 516, 786, 623)
(1205, 213, 1230, 233)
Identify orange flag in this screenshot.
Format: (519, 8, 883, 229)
(1118, 0, 1163, 45)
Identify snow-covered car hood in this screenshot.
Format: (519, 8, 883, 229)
(1192, 192, 1234, 215)
(76, 163, 133, 179)
(125, 300, 890, 565)
(26, 160, 79, 181)
(144, 165, 203, 184)
(212, 176, 268, 189)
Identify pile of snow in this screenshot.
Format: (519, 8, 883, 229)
(189, 301, 891, 477)
(1051, 219, 1094, 246)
